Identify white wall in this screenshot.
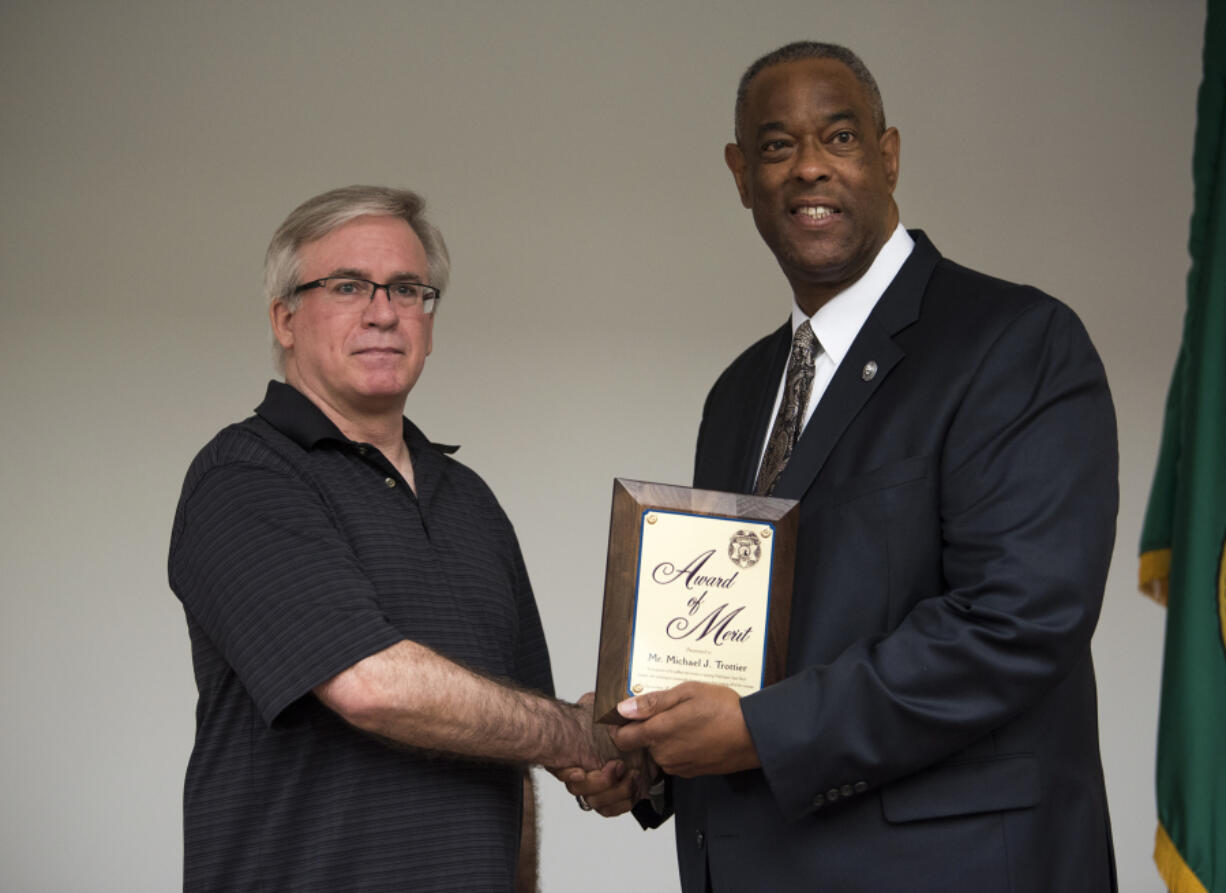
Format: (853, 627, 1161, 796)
(0, 1, 1202, 890)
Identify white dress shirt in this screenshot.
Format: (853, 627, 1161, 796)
(756, 224, 915, 475)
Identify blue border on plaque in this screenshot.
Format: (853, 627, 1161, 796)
(625, 508, 776, 699)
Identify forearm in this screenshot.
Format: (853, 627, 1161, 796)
(315, 639, 601, 769)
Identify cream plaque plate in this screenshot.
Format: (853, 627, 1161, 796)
(627, 509, 776, 697)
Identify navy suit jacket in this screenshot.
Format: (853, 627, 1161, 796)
(648, 232, 1118, 892)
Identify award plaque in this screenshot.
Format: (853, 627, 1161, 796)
(593, 478, 799, 725)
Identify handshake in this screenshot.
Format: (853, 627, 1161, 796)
(548, 682, 763, 817)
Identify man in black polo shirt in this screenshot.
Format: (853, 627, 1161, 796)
(169, 185, 618, 892)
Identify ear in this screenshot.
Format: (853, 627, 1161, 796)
(879, 127, 901, 193)
(269, 299, 295, 351)
(724, 142, 752, 208)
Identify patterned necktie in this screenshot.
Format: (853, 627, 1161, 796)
(755, 320, 818, 496)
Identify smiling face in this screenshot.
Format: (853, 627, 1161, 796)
(270, 214, 434, 429)
(725, 57, 900, 314)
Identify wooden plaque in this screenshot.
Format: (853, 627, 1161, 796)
(593, 478, 798, 725)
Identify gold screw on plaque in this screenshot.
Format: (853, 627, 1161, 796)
(632, 684, 644, 693)
(761, 528, 772, 538)
(646, 513, 657, 524)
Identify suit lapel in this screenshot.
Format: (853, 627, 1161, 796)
(733, 322, 792, 492)
(772, 231, 942, 501)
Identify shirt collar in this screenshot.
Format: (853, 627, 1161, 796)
(792, 222, 914, 364)
(254, 380, 458, 456)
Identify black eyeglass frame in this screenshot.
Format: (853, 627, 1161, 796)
(290, 276, 441, 313)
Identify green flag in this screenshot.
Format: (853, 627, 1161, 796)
(1139, 2, 1226, 891)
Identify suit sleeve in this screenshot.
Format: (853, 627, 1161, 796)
(739, 299, 1118, 820)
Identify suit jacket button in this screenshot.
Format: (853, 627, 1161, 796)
(826, 788, 840, 802)
(695, 830, 705, 849)
(812, 797, 825, 810)
(854, 781, 868, 793)
(840, 784, 854, 798)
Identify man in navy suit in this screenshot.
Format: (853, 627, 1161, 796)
(564, 41, 1118, 892)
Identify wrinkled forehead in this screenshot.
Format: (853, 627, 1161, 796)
(739, 57, 877, 141)
(746, 58, 868, 121)
(298, 215, 428, 277)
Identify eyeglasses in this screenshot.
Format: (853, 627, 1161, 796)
(291, 277, 440, 315)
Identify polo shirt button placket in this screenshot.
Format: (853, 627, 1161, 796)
(384, 477, 396, 488)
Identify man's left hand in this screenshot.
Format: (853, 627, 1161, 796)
(610, 682, 760, 777)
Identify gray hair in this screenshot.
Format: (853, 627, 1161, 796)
(734, 42, 886, 143)
(264, 185, 451, 371)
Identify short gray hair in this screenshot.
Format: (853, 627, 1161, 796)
(264, 185, 451, 371)
(734, 41, 886, 143)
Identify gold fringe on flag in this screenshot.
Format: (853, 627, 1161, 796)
(1140, 548, 1172, 606)
(1155, 823, 1210, 893)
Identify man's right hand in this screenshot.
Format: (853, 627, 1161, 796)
(553, 692, 655, 817)
(558, 759, 651, 817)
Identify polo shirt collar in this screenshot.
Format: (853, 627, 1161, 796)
(254, 380, 459, 457)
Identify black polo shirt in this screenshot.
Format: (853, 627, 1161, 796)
(168, 381, 555, 893)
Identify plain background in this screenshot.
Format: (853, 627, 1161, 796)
(0, 1, 1205, 890)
